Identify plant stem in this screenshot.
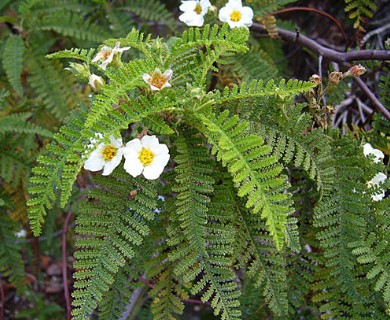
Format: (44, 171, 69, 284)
(62, 211, 72, 320)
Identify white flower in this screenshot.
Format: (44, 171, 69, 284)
(123, 135, 170, 180)
(367, 172, 387, 201)
(179, 0, 212, 27)
(84, 135, 124, 176)
(142, 68, 173, 91)
(92, 42, 130, 70)
(363, 143, 384, 164)
(15, 229, 26, 238)
(218, 0, 254, 29)
(88, 74, 104, 91)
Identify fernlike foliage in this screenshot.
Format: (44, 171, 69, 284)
(0, 208, 26, 292)
(344, 0, 377, 30)
(25, 20, 389, 320)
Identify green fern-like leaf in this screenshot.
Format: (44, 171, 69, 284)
(214, 179, 289, 316)
(195, 110, 291, 250)
(46, 47, 97, 63)
(344, 0, 377, 30)
(169, 24, 249, 87)
(167, 132, 241, 320)
(72, 168, 157, 320)
(27, 53, 82, 121)
(312, 138, 387, 318)
(0, 210, 26, 291)
(120, 0, 176, 31)
(2, 35, 25, 96)
(0, 113, 52, 137)
(214, 79, 315, 103)
(32, 11, 107, 42)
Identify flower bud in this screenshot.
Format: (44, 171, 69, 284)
(345, 64, 366, 77)
(328, 71, 343, 85)
(309, 74, 322, 85)
(88, 74, 105, 91)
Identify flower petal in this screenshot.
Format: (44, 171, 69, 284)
(160, 82, 172, 90)
(372, 149, 384, 163)
(141, 135, 159, 149)
(370, 172, 387, 185)
(163, 69, 173, 80)
(125, 138, 143, 153)
(241, 6, 254, 19)
(200, 0, 211, 14)
(363, 143, 374, 156)
(84, 149, 105, 172)
(179, 1, 197, 12)
(372, 191, 385, 201)
(229, 0, 243, 10)
(151, 143, 169, 156)
(143, 152, 170, 180)
(218, 7, 231, 22)
(102, 149, 123, 176)
(109, 135, 123, 148)
(142, 73, 152, 84)
(123, 149, 144, 177)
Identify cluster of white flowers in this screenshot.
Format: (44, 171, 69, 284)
(86, 43, 173, 180)
(363, 143, 387, 201)
(84, 135, 170, 180)
(179, 0, 253, 29)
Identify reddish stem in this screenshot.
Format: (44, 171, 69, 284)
(0, 279, 4, 320)
(62, 211, 72, 320)
(272, 7, 349, 47)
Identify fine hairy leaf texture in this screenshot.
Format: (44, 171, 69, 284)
(344, 0, 377, 30)
(2, 35, 25, 96)
(194, 110, 291, 250)
(72, 168, 157, 320)
(22, 22, 389, 320)
(0, 211, 26, 292)
(313, 138, 389, 319)
(167, 132, 241, 320)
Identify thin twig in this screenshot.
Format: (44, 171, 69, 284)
(251, 22, 390, 120)
(62, 211, 72, 320)
(0, 279, 4, 320)
(120, 287, 146, 320)
(353, 77, 390, 121)
(250, 23, 390, 62)
(272, 7, 349, 46)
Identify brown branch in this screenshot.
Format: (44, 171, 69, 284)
(62, 211, 72, 320)
(272, 7, 348, 46)
(250, 22, 390, 120)
(250, 22, 390, 62)
(353, 77, 390, 121)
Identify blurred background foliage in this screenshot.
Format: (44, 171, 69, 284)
(0, 0, 389, 319)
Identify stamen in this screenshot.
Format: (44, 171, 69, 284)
(194, 3, 202, 14)
(139, 148, 154, 166)
(150, 72, 167, 89)
(102, 145, 117, 161)
(230, 10, 242, 22)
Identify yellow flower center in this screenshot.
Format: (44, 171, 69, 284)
(150, 72, 167, 89)
(194, 3, 202, 14)
(102, 145, 117, 161)
(101, 49, 112, 60)
(139, 148, 154, 166)
(230, 10, 242, 22)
